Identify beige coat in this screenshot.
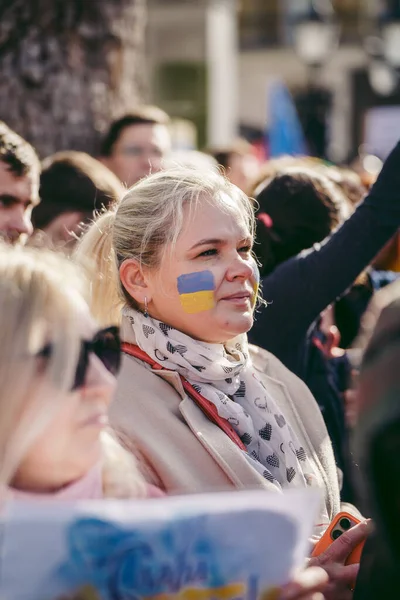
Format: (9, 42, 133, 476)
(109, 330, 340, 521)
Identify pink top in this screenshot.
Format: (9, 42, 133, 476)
(8, 464, 165, 502)
(147, 484, 165, 498)
(8, 463, 103, 502)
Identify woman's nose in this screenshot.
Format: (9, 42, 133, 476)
(82, 353, 117, 405)
(226, 255, 254, 281)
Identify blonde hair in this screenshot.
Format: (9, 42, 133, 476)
(75, 166, 256, 326)
(101, 431, 147, 498)
(0, 244, 85, 486)
(0, 244, 147, 498)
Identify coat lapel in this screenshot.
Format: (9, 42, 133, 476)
(154, 368, 279, 493)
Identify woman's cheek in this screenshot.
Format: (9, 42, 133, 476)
(176, 269, 217, 314)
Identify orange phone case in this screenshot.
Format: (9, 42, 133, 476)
(311, 511, 365, 565)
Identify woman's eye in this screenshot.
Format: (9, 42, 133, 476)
(198, 248, 218, 258)
(238, 245, 252, 254)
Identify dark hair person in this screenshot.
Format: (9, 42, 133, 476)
(32, 151, 124, 250)
(252, 167, 349, 276)
(0, 121, 41, 245)
(99, 106, 171, 187)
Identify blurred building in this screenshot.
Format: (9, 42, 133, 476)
(146, 0, 400, 163)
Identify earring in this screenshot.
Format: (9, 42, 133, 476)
(144, 297, 149, 318)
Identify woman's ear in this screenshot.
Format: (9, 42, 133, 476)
(119, 259, 151, 305)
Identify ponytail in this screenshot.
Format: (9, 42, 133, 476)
(74, 210, 123, 326)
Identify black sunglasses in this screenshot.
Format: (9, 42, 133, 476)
(38, 326, 121, 391)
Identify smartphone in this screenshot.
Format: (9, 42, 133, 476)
(311, 511, 365, 565)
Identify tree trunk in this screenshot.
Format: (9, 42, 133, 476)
(0, 0, 147, 157)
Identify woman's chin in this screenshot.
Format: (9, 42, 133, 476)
(188, 312, 254, 343)
(218, 314, 254, 341)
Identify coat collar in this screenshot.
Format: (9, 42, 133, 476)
(249, 344, 270, 372)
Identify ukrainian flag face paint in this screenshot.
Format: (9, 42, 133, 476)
(250, 257, 260, 308)
(177, 270, 216, 314)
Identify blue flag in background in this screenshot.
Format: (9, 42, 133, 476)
(267, 80, 308, 158)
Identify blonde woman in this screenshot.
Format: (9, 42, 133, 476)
(0, 243, 156, 501)
(77, 168, 368, 599)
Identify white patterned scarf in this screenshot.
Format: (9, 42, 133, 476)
(123, 307, 324, 494)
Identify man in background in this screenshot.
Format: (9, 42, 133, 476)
(100, 106, 171, 187)
(0, 121, 40, 245)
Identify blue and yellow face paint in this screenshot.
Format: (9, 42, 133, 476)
(177, 270, 216, 314)
(250, 258, 260, 308)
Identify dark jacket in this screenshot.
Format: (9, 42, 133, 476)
(249, 141, 400, 501)
(354, 533, 398, 600)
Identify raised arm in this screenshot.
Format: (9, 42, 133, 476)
(250, 142, 400, 349)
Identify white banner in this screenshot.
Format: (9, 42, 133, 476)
(0, 488, 320, 600)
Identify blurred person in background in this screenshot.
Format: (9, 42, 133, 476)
(0, 121, 40, 245)
(249, 142, 400, 503)
(32, 151, 125, 251)
(253, 158, 365, 213)
(209, 138, 260, 193)
(334, 231, 400, 352)
(321, 166, 367, 210)
(100, 106, 171, 187)
(251, 167, 350, 276)
(348, 280, 400, 599)
(0, 243, 159, 501)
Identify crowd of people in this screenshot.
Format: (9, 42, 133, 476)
(1, 107, 400, 600)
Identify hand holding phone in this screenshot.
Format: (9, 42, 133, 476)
(309, 518, 371, 598)
(311, 511, 365, 565)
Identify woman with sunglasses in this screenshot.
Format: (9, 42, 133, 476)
(0, 243, 156, 501)
(77, 167, 367, 599)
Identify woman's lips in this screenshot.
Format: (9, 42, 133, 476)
(221, 291, 252, 307)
